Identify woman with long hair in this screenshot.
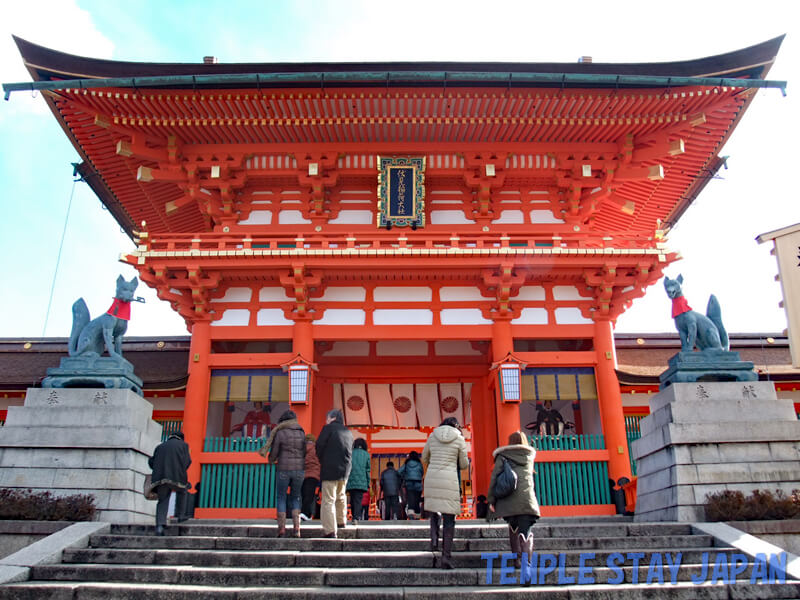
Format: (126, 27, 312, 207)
(300, 433, 320, 520)
(487, 430, 540, 567)
(422, 417, 468, 569)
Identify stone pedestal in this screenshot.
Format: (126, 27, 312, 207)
(42, 355, 143, 396)
(659, 350, 758, 388)
(633, 381, 800, 522)
(0, 388, 162, 524)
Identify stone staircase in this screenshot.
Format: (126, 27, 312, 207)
(1, 517, 799, 598)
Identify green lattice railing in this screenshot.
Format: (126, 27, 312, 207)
(157, 420, 183, 441)
(528, 434, 606, 450)
(534, 460, 612, 506)
(204, 436, 267, 452)
(625, 415, 646, 477)
(198, 462, 276, 509)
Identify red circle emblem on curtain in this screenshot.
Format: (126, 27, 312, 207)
(393, 396, 412, 413)
(440, 396, 459, 413)
(346, 396, 365, 411)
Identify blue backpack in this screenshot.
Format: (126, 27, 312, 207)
(494, 456, 518, 499)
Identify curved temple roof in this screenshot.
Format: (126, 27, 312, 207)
(8, 36, 785, 238)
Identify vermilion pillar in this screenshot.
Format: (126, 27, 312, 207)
(470, 381, 495, 500)
(183, 319, 212, 487)
(292, 318, 314, 433)
(492, 317, 519, 448)
(593, 318, 632, 483)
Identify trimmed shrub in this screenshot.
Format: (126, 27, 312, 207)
(705, 489, 800, 521)
(0, 488, 97, 521)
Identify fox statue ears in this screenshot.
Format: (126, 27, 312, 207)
(116, 275, 138, 287)
(676, 274, 684, 284)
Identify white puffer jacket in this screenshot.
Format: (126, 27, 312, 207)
(422, 425, 469, 515)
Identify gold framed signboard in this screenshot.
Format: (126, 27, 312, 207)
(377, 156, 425, 228)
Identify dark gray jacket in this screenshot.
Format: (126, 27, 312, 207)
(380, 467, 402, 497)
(316, 417, 353, 481)
(149, 435, 191, 490)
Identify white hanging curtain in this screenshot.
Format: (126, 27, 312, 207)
(332, 382, 343, 413)
(462, 382, 473, 426)
(438, 382, 464, 425)
(415, 383, 441, 428)
(342, 383, 370, 426)
(367, 383, 395, 426)
(391, 383, 417, 428)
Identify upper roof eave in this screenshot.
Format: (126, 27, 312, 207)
(13, 34, 785, 88)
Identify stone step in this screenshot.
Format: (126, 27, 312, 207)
(69, 540, 733, 568)
(63, 546, 735, 569)
(87, 532, 718, 553)
(5, 581, 798, 600)
(108, 521, 692, 539)
(30, 558, 774, 588)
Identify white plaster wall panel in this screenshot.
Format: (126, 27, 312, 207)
(430, 190, 464, 196)
(373, 309, 433, 325)
(439, 287, 485, 302)
(492, 210, 524, 224)
(552, 286, 589, 300)
(238, 211, 272, 225)
(530, 210, 564, 224)
(555, 307, 592, 324)
(278, 210, 312, 224)
(376, 340, 429, 356)
(338, 155, 376, 169)
(431, 210, 474, 225)
(512, 308, 549, 325)
(508, 155, 557, 169)
(215, 287, 252, 303)
(514, 286, 546, 301)
(373, 287, 432, 302)
(434, 341, 484, 356)
(329, 210, 374, 225)
(256, 308, 294, 326)
(319, 287, 367, 302)
(259, 287, 292, 302)
(426, 155, 464, 169)
(315, 309, 366, 326)
(324, 341, 370, 356)
(440, 309, 492, 325)
(213, 309, 251, 327)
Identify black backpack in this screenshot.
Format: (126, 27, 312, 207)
(494, 456, 518, 499)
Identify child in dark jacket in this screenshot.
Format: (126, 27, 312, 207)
(380, 461, 402, 520)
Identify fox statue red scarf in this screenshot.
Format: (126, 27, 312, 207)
(107, 297, 132, 320)
(671, 296, 692, 318)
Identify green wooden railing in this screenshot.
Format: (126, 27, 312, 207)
(625, 415, 646, 477)
(157, 420, 183, 441)
(529, 434, 606, 450)
(204, 436, 267, 452)
(534, 460, 612, 506)
(198, 462, 276, 509)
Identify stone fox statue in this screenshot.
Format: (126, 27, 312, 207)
(69, 275, 139, 360)
(663, 274, 729, 353)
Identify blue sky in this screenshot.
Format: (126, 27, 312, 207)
(0, 1, 796, 339)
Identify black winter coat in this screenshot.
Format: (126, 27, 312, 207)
(315, 419, 353, 481)
(149, 435, 191, 490)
